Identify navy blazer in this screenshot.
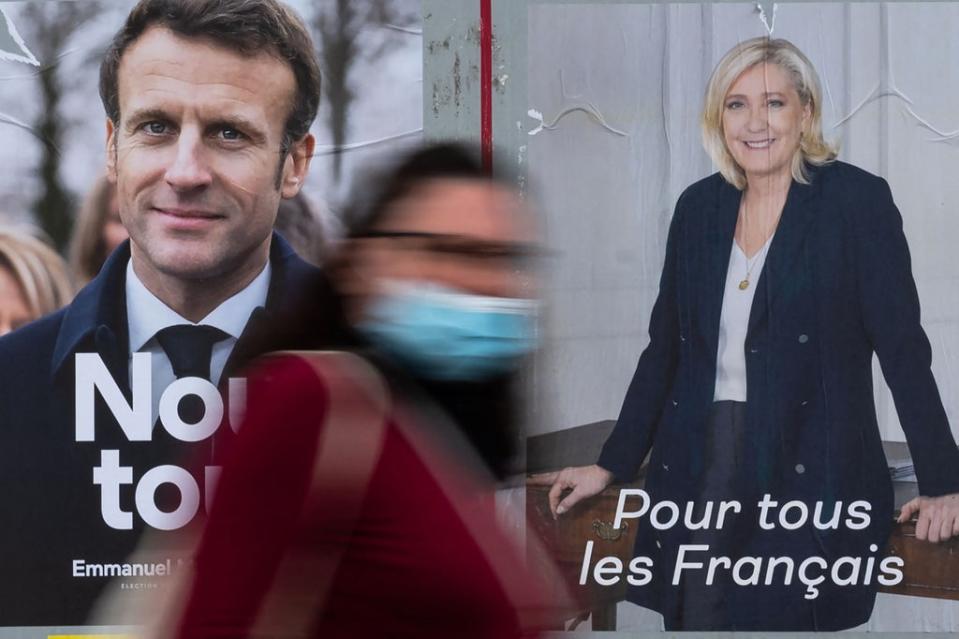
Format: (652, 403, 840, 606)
(597, 161, 959, 630)
(0, 234, 329, 625)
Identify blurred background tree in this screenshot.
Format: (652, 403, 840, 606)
(313, 0, 419, 183)
(16, 1, 102, 250)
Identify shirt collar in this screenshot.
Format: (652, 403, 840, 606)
(51, 233, 318, 379)
(125, 258, 272, 352)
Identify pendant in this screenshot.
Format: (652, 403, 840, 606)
(738, 279, 750, 290)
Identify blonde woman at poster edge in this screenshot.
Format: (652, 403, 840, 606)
(0, 227, 74, 335)
(533, 36, 959, 630)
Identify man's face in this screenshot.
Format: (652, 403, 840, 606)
(106, 26, 310, 285)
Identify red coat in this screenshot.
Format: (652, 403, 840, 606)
(173, 354, 565, 638)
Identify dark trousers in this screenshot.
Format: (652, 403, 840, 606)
(673, 400, 745, 631)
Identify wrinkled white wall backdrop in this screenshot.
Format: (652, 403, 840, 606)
(527, 3, 959, 455)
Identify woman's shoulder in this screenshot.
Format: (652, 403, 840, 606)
(669, 173, 732, 228)
(809, 160, 890, 194)
(239, 352, 385, 441)
(247, 352, 333, 395)
(235, 354, 333, 437)
(678, 172, 729, 202)
(679, 162, 888, 192)
(808, 162, 900, 238)
(246, 351, 390, 409)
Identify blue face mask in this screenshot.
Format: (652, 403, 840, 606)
(357, 279, 538, 381)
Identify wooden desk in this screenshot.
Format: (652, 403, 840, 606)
(526, 421, 959, 630)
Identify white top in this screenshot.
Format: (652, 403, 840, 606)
(713, 235, 774, 402)
(125, 258, 271, 419)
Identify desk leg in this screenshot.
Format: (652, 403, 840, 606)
(591, 603, 617, 630)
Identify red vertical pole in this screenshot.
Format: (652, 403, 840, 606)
(480, 0, 493, 175)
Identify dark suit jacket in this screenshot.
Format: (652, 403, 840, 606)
(597, 161, 959, 630)
(0, 233, 334, 625)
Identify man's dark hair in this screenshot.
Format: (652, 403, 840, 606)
(99, 0, 321, 157)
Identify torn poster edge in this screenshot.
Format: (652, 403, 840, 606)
(0, 6, 40, 67)
(527, 106, 628, 138)
(311, 128, 422, 156)
(756, 2, 777, 36)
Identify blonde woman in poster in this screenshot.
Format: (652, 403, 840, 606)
(0, 227, 73, 335)
(541, 36, 959, 630)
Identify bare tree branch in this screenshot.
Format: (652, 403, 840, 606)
(15, 1, 101, 250)
(312, 0, 420, 182)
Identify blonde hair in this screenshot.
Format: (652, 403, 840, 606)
(0, 227, 74, 320)
(69, 175, 117, 286)
(701, 37, 837, 190)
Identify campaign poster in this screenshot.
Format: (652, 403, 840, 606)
(513, 0, 959, 633)
(0, 0, 420, 632)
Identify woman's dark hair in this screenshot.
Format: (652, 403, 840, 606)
(343, 142, 516, 238)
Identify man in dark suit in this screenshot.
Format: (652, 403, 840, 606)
(0, 0, 334, 625)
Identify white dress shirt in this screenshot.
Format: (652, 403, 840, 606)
(125, 259, 271, 419)
(713, 236, 773, 402)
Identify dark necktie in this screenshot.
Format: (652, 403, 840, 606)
(155, 325, 230, 424)
(151, 325, 230, 512)
(156, 324, 230, 382)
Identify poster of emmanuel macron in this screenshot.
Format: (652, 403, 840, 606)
(0, 0, 334, 624)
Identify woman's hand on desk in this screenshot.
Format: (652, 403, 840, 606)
(528, 465, 614, 519)
(897, 493, 959, 542)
